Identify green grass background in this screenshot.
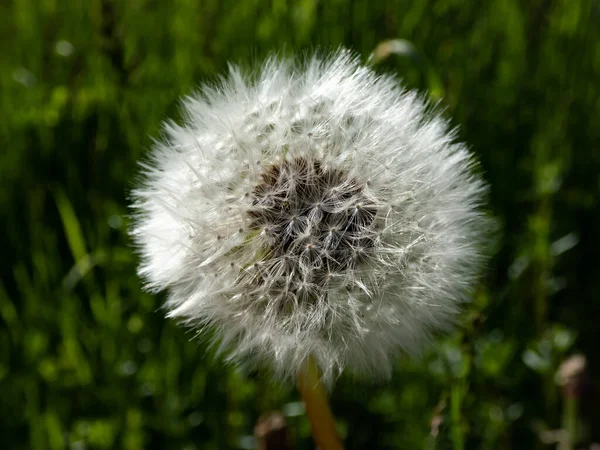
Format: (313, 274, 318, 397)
(1, 0, 599, 449)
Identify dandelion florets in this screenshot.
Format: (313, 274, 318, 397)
(130, 50, 493, 384)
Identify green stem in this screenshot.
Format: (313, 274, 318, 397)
(297, 357, 344, 450)
(450, 384, 465, 450)
(564, 395, 577, 450)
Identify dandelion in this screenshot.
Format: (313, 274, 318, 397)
(130, 50, 492, 449)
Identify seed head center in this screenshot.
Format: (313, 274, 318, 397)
(248, 158, 377, 295)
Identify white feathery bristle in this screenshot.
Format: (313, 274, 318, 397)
(130, 50, 493, 385)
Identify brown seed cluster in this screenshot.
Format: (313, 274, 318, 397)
(247, 158, 378, 293)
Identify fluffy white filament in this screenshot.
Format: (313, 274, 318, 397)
(131, 51, 492, 384)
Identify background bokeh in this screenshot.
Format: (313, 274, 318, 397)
(2, 1, 599, 449)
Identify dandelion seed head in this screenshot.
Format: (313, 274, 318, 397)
(130, 50, 493, 384)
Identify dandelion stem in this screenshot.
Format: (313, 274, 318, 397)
(297, 357, 344, 450)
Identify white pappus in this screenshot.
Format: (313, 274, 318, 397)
(130, 50, 493, 385)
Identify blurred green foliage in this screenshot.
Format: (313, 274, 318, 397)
(1, 0, 599, 449)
